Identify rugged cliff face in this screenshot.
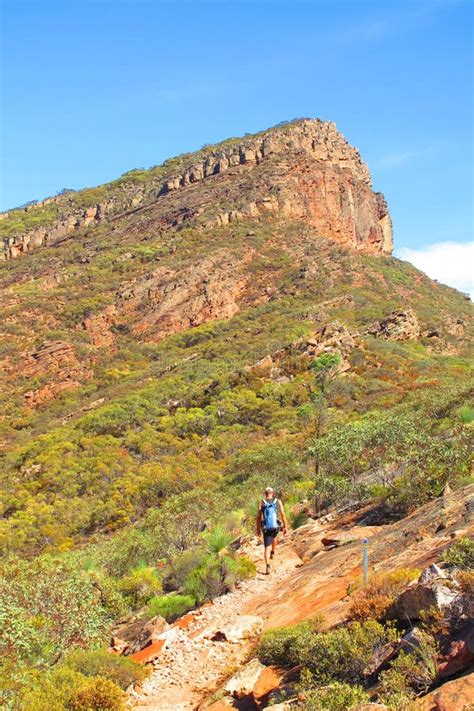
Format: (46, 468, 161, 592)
(1, 119, 472, 427)
(1, 119, 392, 260)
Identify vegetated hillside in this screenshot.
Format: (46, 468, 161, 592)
(0, 119, 472, 710)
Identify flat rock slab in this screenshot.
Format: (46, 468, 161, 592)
(130, 639, 166, 664)
(416, 672, 474, 710)
(210, 615, 264, 643)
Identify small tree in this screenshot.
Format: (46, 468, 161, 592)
(301, 352, 341, 476)
(307, 419, 373, 514)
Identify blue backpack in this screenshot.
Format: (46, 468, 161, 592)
(261, 498, 280, 531)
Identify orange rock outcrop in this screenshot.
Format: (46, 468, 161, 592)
(2, 119, 392, 260)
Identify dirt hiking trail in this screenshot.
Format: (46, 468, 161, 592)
(130, 485, 474, 711)
(130, 536, 302, 710)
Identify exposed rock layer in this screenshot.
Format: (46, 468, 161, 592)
(117, 250, 252, 341)
(2, 119, 393, 260)
(20, 340, 92, 407)
(366, 308, 420, 341)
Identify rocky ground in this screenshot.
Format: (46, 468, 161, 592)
(129, 540, 302, 710)
(127, 484, 474, 711)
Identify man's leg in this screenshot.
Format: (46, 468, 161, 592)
(263, 532, 272, 573)
(271, 535, 277, 558)
(264, 544, 271, 566)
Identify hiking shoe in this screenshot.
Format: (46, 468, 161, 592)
(270, 550, 275, 559)
(266, 564, 271, 575)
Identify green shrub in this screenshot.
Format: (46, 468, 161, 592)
(383, 693, 417, 711)
(147, 594, 196, 622)
(441, 537, 474, 570)
(234, 554, 257, 580)
(89, 528, 161, 578)
(457, 405, 474, 423)
(288, 508, 309, 529)
(302, 681, 370, 710)
(184, 553, 255, 604)
(184, 554, 234, 603)
(3, 650, 140, 710)
(88, 571, 130, 618)
(67, 675, 125, 710)
(258, 619, 396, 685)
(307, 387, 473, 518)
(228, 442, 301, 487)
(457, 569, 474, 594)
(0, 556, 109, 666)
(0, 658, 39, 710)
(378, 661, 417, 707)
(257, 616, 325, 667)
(163, 548, 207, 592)
(20, 667, 84, 711)
(62, 648, 149, 689)
(20, 666, 126, 711)
(117, 566, 162, 607)
(202, 524, 234, 554)
(379, 631, 438, 699)
(303, 620, 397, 685)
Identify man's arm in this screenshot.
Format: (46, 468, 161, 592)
(256, 501, 262, 535)
(278, 500, 289, 534)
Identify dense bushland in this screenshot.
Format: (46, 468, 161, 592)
(0, 202, 472, 708)
(0, 351, 472, 705)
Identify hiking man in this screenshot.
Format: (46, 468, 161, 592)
(256, 487, 288, 575)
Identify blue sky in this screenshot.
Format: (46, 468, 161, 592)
(1, 0, 473, 293)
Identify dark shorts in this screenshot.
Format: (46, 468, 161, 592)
(263, 528, 279, 547)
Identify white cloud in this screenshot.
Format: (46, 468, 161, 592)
(396, 241, 474, 300)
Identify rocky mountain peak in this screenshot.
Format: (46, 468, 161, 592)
(1, 118, 392, 260)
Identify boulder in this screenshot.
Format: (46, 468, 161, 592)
(321, 537, 342, 548)
(438, 624, 474, 679)
(292, 536, 325, 562)
(252, 665, 283, 701)
(400, 626, 425, 653)
(224, 658, 265, 698)
(129, 639, 166, 664)
(172, 611, 196, 630)
(211, 615, 263, 643)
(128, 625, 184, 664)
(113, 614, 169, 654)
(418, 564, 447, 585)
(140, 615, 170, 643)
(416, 672, 474, 710)
(366, 309, 420, 341)
(156, 625, 184, 648)
(393, 581, 458, 621)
